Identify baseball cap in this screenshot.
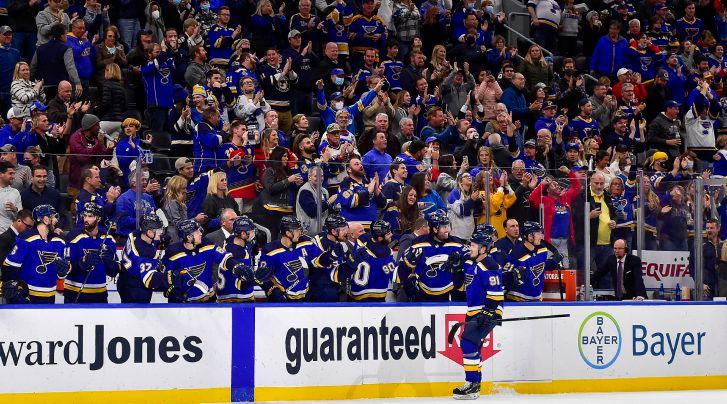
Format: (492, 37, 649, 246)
(0, 144, 15, 153)
(330, 91, 344, 101)
(656, 69, 668, 80)
(578, 98, 591, 107)
(288, 29, 301, 39)
(534, 82, 548, 90)
(6, 107, 22, 120)
(664, 100, 681, 109)
(326, 123, 342, 133)
(654, 3, 665, 10)
(330, 68, 345, 76)
(543, 100, 556, 110)
(175, 157, 193, 171)
(0, 26, 12, 35)
(565, 142, 579, 151)
(617, 68, 631, 76)
(425, 136, 440, 144)
(652, 151, 668, 161)
(524, 139, 537, 148)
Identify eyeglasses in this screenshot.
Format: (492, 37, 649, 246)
(21, 220, 34, 227)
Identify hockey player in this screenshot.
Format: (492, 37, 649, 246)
(504, 221, 561, 301)
(260, 216, 320, 302)
(118, 214, 169, 303)
(164, 219, 254, 303)
(400, 210, 468, 302)
(345, 220, 397, 302)
(453, 224, 503, 400)
(64, 202, 119, 303)
(309, 214, 350, 302)
(218, 216, 257, 302)
(1, 205, 69, 304)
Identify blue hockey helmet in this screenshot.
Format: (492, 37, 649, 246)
(371, 220, 392, 239)
(471, 224, 496, 247)
(233, 216, 256, 236)
(324, 214, 348, 232)
(140, 214, 164, 232)
(177, 219, 202, 240)
(482, 224, 498, 237)
(279, 216, 303, 233)
(82, 202, 104, 218)
(32, 204, 58, 222)
(521, 221, 543, 237)
(427, 210, 450, 229)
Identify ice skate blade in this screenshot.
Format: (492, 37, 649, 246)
(452, 392, 480, 400)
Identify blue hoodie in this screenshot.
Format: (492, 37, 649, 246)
(589, 35, 629, 77)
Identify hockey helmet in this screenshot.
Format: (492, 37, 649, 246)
(521, 221, 543, 236)
(82, 202, 104, 218)
(279, 216, 303, 233)
(371, 220, 392, 239)
(177, 219, 202, 240)
(471, 224, 496, 247)
(427, 210, 450, 229)
(32, 204, 58, 222)
(324, 214, 348, 232)
(140, 214, 164, 232)
(233, 216, 256, 236)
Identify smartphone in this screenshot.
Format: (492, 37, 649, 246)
(463, 155, 469, 166)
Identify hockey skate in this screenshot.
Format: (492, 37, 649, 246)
(452, 381, 480, 400)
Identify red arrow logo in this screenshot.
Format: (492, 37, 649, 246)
(438, 314, 500, 365)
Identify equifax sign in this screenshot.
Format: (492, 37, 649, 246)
(439, 314, 500, 365)
(636, 250, 694, 289)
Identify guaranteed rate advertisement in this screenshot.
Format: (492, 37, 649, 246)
(0, 307, 232, 397)
(253, 303, 727, 400)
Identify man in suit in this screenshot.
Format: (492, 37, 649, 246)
(205, 208, 238, 246)
(592, 239, 647, 300)
(0, 209, 32, 265)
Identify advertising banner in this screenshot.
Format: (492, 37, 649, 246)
(0, 306, 232, 396)
(637, 250, 694, 290)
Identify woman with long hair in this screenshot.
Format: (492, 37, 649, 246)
(393, 90, 420, 138)
(447, 171, 478, 240)
(427, 45, 452, 88)
(473, 170, 516, 236)
(420, 8, 447, 57)
(98, 63, 127, 139)
(10, 62, 45, 118)
(519, 44, 553, 93)
(202, 171, 240, 232)
(659, 184, 690, 251)
(410, 171, 446, 218)
(635, 175, 661, 250)
(163, 175, 201, 243)
(254, 146, 303, 239)
(470, 146, 500, 179)
(250, 0, 286, 55)
(95, 25, 127, 83)
(383, 185, 423, 240)
(254, 128, 281, 189)
(476, 69, 503, 121)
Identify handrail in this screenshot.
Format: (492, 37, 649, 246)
(503, 14, 555, 58)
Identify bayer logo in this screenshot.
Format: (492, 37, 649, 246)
(578, 312, 622, 369)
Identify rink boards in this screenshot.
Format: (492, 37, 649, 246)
(0, 302, 725, 403)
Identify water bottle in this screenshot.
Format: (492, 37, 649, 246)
(659, 283, 665, 300)
(675, 283, 681, 301)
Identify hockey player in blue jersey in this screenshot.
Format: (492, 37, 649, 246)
(345, 220, 397, 302)
(400, 210, 468, 302)
(1, 205, 69, 304)
(504, 221, 561, 301)
(164, 219, 254, 303)
(310, 214, 350, 302)
(218, 216, 258, 302)
(118, 214, 171, 303)
(260, 216, 321, 302)
(453, 225, 503, 400)
(64, 203, 119, 303)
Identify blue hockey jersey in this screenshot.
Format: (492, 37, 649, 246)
(3, 229, 66, 300)
(348, 239, 396, 301)
(505, 242, 553, 301)
(120, 232, 165, 290)
(401, 234, 467, 298)
(334, 177, 387, 228)
(164, 241, 234, 302)
(464, 255, 504, 317)
(260, 236, 320, 301)
(64, 230, 117, 296)
(219, 237, 255, 302)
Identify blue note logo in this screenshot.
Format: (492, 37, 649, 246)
(578, 312, 622, 369)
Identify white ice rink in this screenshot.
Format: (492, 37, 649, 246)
(260, 390, 727, 404)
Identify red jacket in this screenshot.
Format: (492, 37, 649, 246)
(528, 171, 582, 244)
(68, 129, 112, 189)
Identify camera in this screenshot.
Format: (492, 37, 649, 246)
(380, 78, 390, 92)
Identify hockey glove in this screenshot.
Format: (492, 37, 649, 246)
(267, 286, 287, 302)
(404, 276, 420, 302)
(255, 262, 274, 284)
(0, 280, 29, 303)
(232, 262, 255, 282)
(331, 241, 353, 262)
(550, 253, 564, 267)
(81, 251, 102, 271)
(54, 257, 71, 278)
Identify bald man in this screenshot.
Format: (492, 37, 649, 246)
(587, 171, 617, 288)
(46, 80, 87, 126)
(592, 239, 646, 300)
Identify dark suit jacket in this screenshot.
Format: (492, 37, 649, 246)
(0, 227, 18, 271)
(593, 253, 647, 300)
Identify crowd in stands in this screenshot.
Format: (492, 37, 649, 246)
(0, 0, 726, 303)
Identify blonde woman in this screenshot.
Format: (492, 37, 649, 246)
(10, 62, 45, 117)
(428, 45, 452, 87)
(519, 44, 553, 92)
(99, 63, 127, 138)
(163, 175, 195, 242)
(202, 171, 240, 232)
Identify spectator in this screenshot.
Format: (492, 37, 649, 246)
(391, 0, 420, 59)
(31, 24, 81, 101)
(0, 160, 21, 233)
(0, 144, 29, 190)
(383, 185, 422, 239)
(98, 63, 127, 138)
(362, 131, 393, 182)
(193, 106, 223, 174)
(95, 26, 127, 84)
(590, 21, 629, 78)
(447, 171, 476, 240)
(296, 166, 335, 236)
(659, 184, 690, 251)
(114, 117, 144, 182)
(140, 43, 175, 132)
(647, 100, 682, 161)
(202, 170, 239, 232)
(254, 146, 300, 238)
(335, 156, 386, 228)
(162, 175, 191, 243)
(501, 73, 538, 123)
(0, 26, 20, 114)
(519, 45, 553, 93)
(527, 0, 560, 53)
(10, 61, 45, 118)
(0, 107, 24, 147)
(411, 171, 445, 218)
(441, 62, 475, 114)
(259, 48, 297, 134)
(66, 19, 95, 96)
(20, 164, 59, 214)
(587, 171, 616, 285)
(8, 0, 39, 60)
(68, 113, 115, 194)
(14, 111, 65, 188)
(35, 0, 69, 46)
(0, 209, 31, 264)
(73, 166, 119, 228)
(249, 0, 285, 56)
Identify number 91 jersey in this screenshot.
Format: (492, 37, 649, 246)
(347, 240, 396, 301)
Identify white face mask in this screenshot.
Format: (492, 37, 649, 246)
(333, 101, 344, 110)
(151, 9, 161, 19)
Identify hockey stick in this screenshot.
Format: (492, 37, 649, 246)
(447, 313, 571, 344)
(75, 217, 117, 303)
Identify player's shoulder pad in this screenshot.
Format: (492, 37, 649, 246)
(447, 235, 467, 245)
(19, 229, 40, 242)
(262, 240, 284, 255)
(67, 229, 86, 244)
(51, 236, 66, 244)
(296, 235, 314, 248)
(165, 242, 187, 261)
(411, 234, 430, 247)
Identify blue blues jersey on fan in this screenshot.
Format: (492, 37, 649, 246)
(3, 230, 66, 302)
(73, 190, 115, 229)
(348, 239, 397, 301)
(505, 242, 552, 301)
(118, 232, 166, 303)
(164, 241, 233, 302)
(401, 234, 467, 300)
(568, 116, 600, 141)
(219, 237, 255, 302)
(464, 255, 504, 317)
(64, 230, 118, 297)
(187, 170, 213, 219)
(381, 58, 403, 91)
(259, 236, 320, 301)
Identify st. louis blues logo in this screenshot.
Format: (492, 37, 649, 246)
(284, 259, 305, 283)
(36, 251, 59, 274)
(424, 254, 448, 278)
(640, 57, 652, 71)
(390, 65, 402, 80)
(184, 263, 206, 285)
(363, 25, 377, 34)
(530, 262, 545, 286)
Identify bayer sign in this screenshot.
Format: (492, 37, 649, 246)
(578, 311, 622, 369)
